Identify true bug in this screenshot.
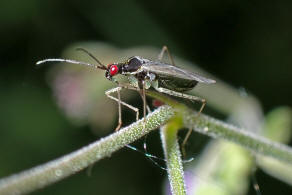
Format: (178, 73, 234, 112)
(36, 46, 216, 156)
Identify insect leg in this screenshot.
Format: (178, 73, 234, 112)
(116, 82, 151, 114)
(158, 45, 176, 66)
(117, 82, 151, 117)
(154, 87, 206, 157)
(181, 127, 192, 157)
(139, 93, 151, 113)
(154, 87, 206, 108)
(117, 83, 169, 169)
(105, 87, 139, 130)
(106, 86, 122, 131)
(141, 81, 147, 123)
(136, 81, 147, 131)
(116, 87, 122, 131)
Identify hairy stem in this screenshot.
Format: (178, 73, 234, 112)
(0, 106, 174, 195)
(146, 90, 292, 165)
(183, 110, 292, 164)
(1, 94, 292, 195)
(160, 116, 186, 195)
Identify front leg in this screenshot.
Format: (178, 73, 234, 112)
(105, 87, 140, 131)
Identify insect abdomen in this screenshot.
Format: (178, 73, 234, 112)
(158, 76, 197, 92)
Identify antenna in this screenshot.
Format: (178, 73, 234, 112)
(36, 58, 105, 70)
(76, 48, 107, 69)
(36, 48, 108, 70)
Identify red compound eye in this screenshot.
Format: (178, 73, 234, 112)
(109, 65, 118, 76)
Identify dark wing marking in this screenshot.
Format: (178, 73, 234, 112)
(141, 61, 216, 84)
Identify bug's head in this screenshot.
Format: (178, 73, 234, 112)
(105, 56, 144, 80)
(105, 63, 121, 81)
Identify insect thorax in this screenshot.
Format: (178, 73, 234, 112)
(122, 56, 149, 73)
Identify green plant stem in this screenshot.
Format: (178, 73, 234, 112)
(1, 94, 292, 195)
(160, 116, 186, 195)
(183, 110, 292, 164)
(0, 106, 174, 195)
(146, 90, 292, 165)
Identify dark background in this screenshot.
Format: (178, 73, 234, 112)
(0, 0, 291, 194)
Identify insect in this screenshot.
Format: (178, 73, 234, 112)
(36, 46, 216, 156)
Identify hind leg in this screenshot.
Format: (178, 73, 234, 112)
(158, 45, 176, 66)
(154, 87, 206, 157)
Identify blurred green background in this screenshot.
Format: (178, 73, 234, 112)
(0, 0, 292, 194)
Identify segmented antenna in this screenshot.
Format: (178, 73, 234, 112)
(36, 48, 107, 70)
(36, 58, 103, 70)
(76, 48, 107, 69)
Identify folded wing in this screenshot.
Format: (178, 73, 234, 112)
(142, 62, 216, 84)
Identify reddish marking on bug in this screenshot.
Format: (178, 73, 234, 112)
(109, 65, 118, 76)
(152, 99, 164, 107)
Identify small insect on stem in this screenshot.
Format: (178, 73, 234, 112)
(36, 46, 216, 157)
